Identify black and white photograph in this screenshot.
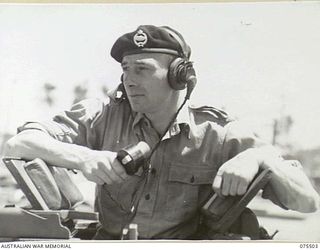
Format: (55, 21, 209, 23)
(0, 2, 320, 244)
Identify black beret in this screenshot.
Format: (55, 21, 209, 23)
(111, 25, 191, 63)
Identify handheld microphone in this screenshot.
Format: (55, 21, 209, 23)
(117, 141, 151, 175)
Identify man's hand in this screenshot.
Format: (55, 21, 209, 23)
(79, 150, 129, 185)
(212, 148, 260, 196)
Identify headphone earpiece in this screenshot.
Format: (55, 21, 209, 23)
(168, 57, 197, 98)
(168, 58, 187, 90)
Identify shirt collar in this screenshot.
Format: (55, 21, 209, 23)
(132, 111, 145, 129)
(162, 100, 191, 140)
(132, 100, 192, 141)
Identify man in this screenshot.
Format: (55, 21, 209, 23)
(4, 25, 320, 240)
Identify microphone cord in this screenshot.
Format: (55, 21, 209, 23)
(103, 80, 193, 237)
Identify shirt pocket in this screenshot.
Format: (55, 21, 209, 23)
(99, 183, 122, 209)
(165, 164, 216, 221)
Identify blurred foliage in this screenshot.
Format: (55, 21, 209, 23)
(43, 82, 56, 107)
(72, 81, 89, 105)
(272, 115, 294, 151)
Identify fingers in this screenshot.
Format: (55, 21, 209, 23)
(237, 177, 248, 195)
(228, 175, 239, 196)
(94, 164, 114, 184)
(212, 149, 261, 197)
(212, 167, 250, 197)
(212, 172, 223, 196)
(111, 158, 129, 180)
(221, 173, 232, 196)
(102, 152, 129, 182)
(89, 175, 107, 185)
(81, 151, 129, 185)
(98, 161, 123, 183)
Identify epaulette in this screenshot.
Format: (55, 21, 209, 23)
(189, 104, 234, 126)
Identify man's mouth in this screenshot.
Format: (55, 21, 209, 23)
(129, 94, 144, 98)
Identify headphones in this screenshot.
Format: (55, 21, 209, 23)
(162, 26, 197, 99)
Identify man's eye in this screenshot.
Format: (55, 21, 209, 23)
(122, 66, 129, 72)
(137, 66, 148, 71)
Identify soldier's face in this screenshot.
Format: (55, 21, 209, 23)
(121, 53, 174, 114)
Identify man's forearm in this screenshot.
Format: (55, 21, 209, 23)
(4, 130, 91, 171)
(269, 162, 320, 212)
(256, 146, 320, 213)
(4, 130, 129, 185)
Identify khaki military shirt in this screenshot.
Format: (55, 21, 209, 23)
(19, 93, 289, 239)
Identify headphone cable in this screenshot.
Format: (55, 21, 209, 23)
(123, 92, 190, 231)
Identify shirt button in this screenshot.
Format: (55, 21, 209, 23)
(145, 194, 150, 200)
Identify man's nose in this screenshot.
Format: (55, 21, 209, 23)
(123, 73, 138, 87)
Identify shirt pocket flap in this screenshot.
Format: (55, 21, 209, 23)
(168, 165, 216, 185)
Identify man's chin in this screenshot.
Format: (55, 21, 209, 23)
(129, 103, 146, 113)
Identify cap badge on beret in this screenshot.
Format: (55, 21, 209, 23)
(133, 29, 148, 48)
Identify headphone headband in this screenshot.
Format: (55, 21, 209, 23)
(160, 26, 190, 60)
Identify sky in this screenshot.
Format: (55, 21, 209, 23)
(0, 2, 320, 150)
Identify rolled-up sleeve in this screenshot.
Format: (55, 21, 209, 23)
(18, 98, 106, 148)
(220, 120, 290, 209)
(221, 121, 266, 162)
